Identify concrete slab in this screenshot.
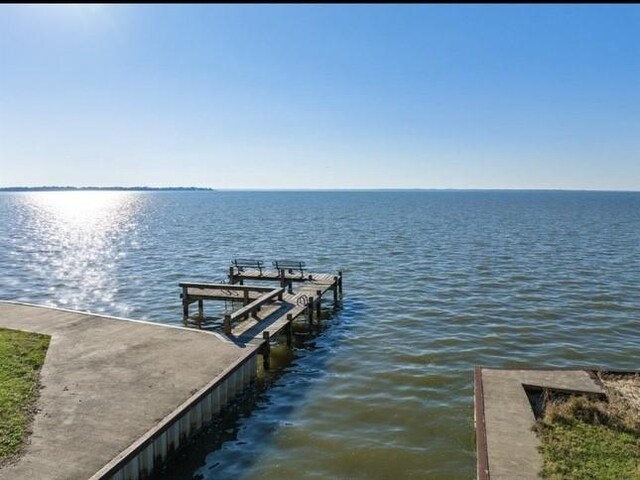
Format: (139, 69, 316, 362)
(475, 368, 603, 480)
(0, 302, 257, 480)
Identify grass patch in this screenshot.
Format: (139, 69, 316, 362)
(535, 381, 640, 480)
(0, 328, 50, 463)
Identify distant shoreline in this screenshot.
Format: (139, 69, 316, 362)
(0, 187, 216, 192)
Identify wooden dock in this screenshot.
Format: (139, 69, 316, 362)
(180, 260, 343, 368)
(0, 260, 343, 480)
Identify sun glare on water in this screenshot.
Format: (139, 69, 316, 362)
(29, 191, 133, 227)
(19, 191, 141, 313)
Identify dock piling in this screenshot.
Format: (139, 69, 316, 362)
(286, 313, 293, 347)
(262, 331, 271, 369)
(182, 286, 189, 323)
(316, 290, 322, 317)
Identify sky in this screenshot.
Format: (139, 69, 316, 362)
(0, 4, 639, 190)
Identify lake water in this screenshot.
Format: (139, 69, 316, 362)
(1, 190, 639, 479)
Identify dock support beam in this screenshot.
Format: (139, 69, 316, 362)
(262, 331, 271, 370)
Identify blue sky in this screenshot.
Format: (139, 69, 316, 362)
(1, 5, 639, 189)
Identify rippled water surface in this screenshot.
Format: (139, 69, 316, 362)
(1, 191, 639, 479)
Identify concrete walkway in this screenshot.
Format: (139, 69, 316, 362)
(0, 302, 257, 480)
(475, 368, 604, 480)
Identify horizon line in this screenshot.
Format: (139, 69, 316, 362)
(1, 186, 639, 193)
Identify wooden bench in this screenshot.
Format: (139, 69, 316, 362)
(231, 258, 265, 275)
(272, 260, 306, 276)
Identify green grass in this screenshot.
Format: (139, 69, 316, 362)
(537, 394, 640, 480)
(0, 328, 50, 462)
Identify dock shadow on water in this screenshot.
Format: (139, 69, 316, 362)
(155, 300, 359, 480)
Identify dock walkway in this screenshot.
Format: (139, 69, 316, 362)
(180, 266, 343, 365)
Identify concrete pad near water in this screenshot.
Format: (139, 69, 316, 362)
(0, 301, 259, 480)
(474, 367, 604, 480)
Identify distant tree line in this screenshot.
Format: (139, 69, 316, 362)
(0, 186, 216, 192)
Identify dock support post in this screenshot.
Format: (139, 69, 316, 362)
(243, 289, 250, 306)
(308, 296, 314, 323)
(279, 269, 285, 288)
(286, 314, 293, 347)
(288, 280, 293, 294)
(333, 276, 338, 307)
(228, 266, 235, 284)
(338, 271, 343, 299)
(224, 314, 232, 336)
(316, 290, 322, 318)
(182, 286, 189, 323)
(262, 331, 271, 370)
(198, 299, 204, 317)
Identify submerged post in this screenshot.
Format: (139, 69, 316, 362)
(198, 299, 204, 317)
(308, 296, 314, 323)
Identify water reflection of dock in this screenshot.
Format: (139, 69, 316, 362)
(0, 260, 342, 480)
